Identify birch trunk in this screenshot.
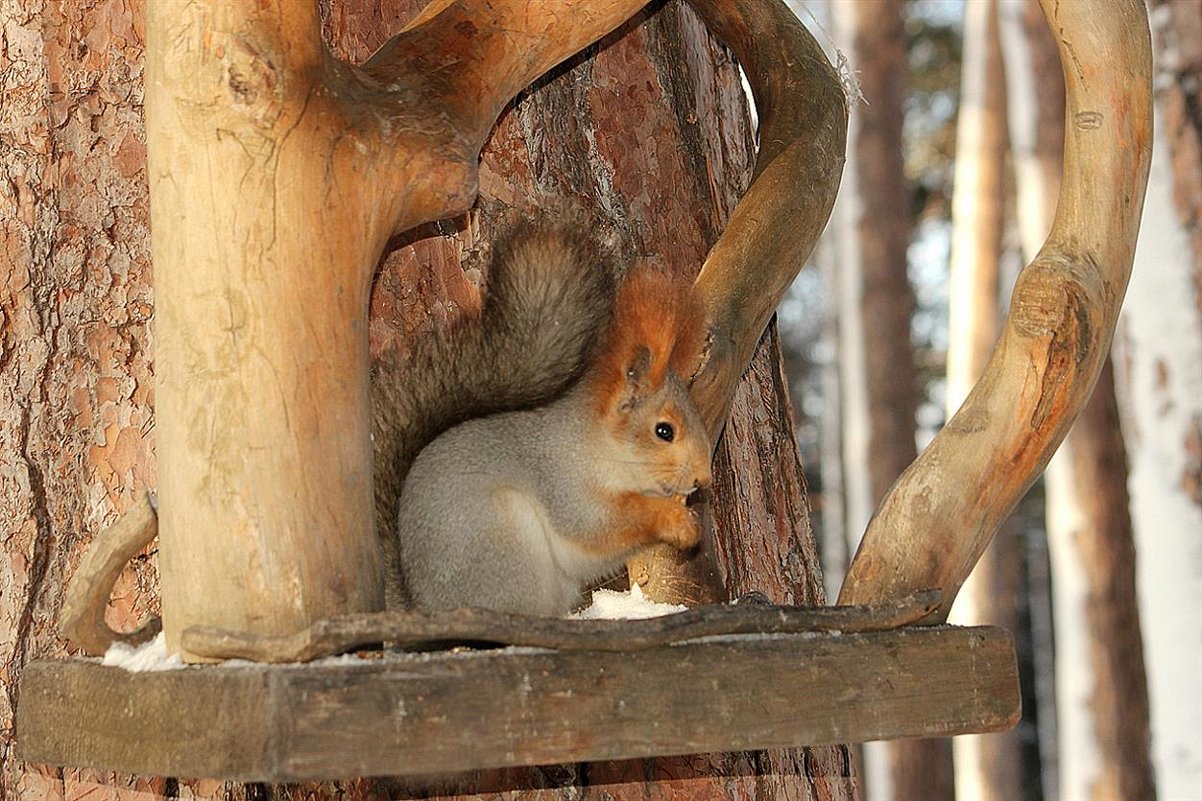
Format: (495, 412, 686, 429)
(1116, 2, 1202, 795)
(1046, 361, 1156, 801)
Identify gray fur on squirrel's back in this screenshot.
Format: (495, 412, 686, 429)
(371, 226, 616, 609)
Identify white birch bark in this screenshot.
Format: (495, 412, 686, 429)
(1118, 103, 1202, 801)
(1043, 462, 1102, 797)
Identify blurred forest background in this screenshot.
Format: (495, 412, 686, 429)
(782, 1, 1201, 800)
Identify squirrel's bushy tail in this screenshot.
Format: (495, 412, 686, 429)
(372, 225, 616, 606)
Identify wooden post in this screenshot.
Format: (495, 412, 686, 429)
(146, 0, 383, 656)
(142, 0, 646, 659)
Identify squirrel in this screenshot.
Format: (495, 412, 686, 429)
(372, 223, 713, 616)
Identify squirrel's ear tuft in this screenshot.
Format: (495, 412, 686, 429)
(620, 346, 653, 411)
(667, 282, 707, 383)
(589, 264, 708, 415)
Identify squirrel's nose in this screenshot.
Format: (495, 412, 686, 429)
(695, 464, 713, 491)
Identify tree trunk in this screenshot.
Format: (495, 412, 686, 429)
(1046, 362, 1157, 801)
(945, 3, 1026, 801)
(1, 1, 172, 797)
(1, 0, 852, 798)
(830, 0, 919, 537)
(1115, 1, 1202, 797)
(829, 4, 944, 801)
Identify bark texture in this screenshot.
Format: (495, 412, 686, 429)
(1048, 362, 1156, 801)
(1, 0, 853, 798)
(1148, 0, 1202, 300)
(1, 2, 168, 798)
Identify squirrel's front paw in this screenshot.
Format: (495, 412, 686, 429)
(658, 504, 702, 550)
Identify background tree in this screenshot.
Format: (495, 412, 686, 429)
(996, 1, 1063, 795)
(944, 2, 1027, 800)
(829, 3, 950, 801)
(1, 0, 853, 799)
(1117, 0, 1202, 796)
(1031, 0, 1157, 792)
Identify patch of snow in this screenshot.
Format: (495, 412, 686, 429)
(572, 584, 687, 620)
(102, 633, 184, 672)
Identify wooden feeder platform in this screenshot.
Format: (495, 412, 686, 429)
(18, 623, 1018, 782)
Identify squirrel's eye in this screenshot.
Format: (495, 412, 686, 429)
(654, 422, 675, 442)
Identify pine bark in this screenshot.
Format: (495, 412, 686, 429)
(1, 1, 168, 797)
(1, 0, 852, 798)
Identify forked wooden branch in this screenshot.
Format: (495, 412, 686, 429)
(839, 0, 1153, 619)
(181, 591, 940, 663)
(684, 0, 848, 433)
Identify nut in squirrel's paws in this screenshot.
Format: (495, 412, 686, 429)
(658, 506, 702, 550)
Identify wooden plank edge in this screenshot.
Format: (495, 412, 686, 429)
(17, 625, 1020, 782)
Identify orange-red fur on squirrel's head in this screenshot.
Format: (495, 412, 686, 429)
(589, 265, 707, 409)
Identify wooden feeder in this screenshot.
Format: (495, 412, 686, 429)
(16, 0, 1153, 783)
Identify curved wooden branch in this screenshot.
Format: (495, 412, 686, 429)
(839, 0, 1153, 620)
(59, 494, 161, 656)
(336, 0, 654, 236)
(180, 590, 940, 663)
(685, 0, 848, 433)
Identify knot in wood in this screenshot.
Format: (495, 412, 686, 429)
(225, 39, 284, 127)
(1011, 254, 1106, 430)
(1010, 255, 1099, 358)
